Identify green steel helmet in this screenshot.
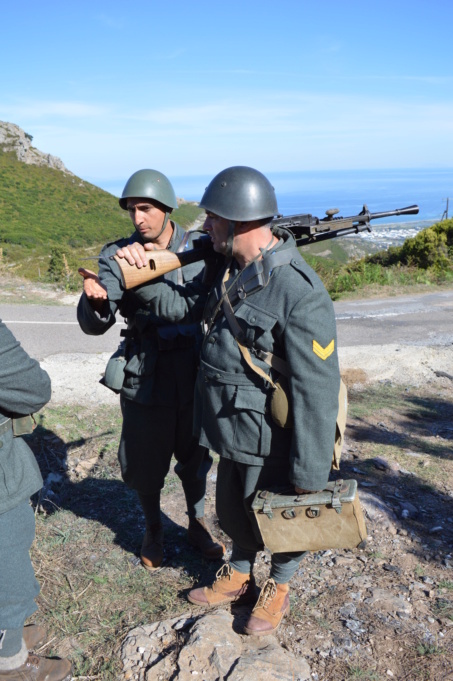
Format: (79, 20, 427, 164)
(119, 169, 178, 211)
(199, 166, 278, 222)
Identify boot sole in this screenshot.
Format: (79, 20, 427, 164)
(243, 605, 290, 636)
(187, 589, 259, 608)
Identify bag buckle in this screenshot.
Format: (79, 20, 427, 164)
(331, 479, 343, 514)
(260, 490, 274, 519)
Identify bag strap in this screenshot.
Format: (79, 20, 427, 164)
(220, 265, 279, 390)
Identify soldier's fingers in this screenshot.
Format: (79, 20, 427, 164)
(78, 267, 98, 278)
(116, 244, 148, 268)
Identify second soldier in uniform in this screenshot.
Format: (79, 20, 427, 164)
(77, 169, 224, 571)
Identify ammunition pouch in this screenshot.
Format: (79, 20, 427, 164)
(101, 342, 127, 394)
(252, 479, 367, 553)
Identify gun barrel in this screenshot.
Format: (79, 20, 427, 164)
(369, 205, 419, 221)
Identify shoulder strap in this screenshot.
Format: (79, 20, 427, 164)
(176, 230, 192, 285)
(220, 268, 280, 389)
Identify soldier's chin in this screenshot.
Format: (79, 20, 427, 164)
(212, 241, 227, 254)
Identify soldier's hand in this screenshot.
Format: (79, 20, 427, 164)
(78, 268, 108, 311)
(294, 486, 321, 495)
(115, 242, 154, 268)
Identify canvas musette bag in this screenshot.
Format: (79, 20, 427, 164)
(252, 479, 367, 553)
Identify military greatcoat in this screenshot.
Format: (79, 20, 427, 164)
(0, 320, 51, 634)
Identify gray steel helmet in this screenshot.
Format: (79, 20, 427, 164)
(119, 169, 178, 211)
(199, 166, 278, 222)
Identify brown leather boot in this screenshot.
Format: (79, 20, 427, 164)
(140, 523, 164, 571)
(187, 517, 225, 560)
(188, 563, 258, 607)
(22, 625, 47, 651)
(243, 578, 290, 636)
(0, 653, 72, 680)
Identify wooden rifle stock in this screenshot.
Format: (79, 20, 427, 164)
(113, 243, 209, 289)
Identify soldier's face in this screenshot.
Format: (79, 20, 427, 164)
(204, 212, 230, 253)
(127, 198, 167, 242)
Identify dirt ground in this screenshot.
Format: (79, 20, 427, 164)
(156, 381, 453, 681)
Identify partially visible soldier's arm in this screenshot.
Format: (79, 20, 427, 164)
(0, 320, 51, 415)
(77, 248, 125, 336)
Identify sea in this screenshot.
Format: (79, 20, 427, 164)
(170, 168, 453, 250)
(100, 168, 453, 250)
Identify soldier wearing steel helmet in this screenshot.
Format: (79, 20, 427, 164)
(77, 169, 224, 571)
(119, 166, 341, 635)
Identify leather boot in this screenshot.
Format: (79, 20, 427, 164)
(243, 578, 290, 636)
(140, 523, 164, 571)
(22, 625, 47, 651)
(188, 563, 258, 606)
(187, 517, 225, 560)
(0, 653, 72, 680)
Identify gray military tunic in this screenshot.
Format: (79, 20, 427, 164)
(77, 223, 211, 498)
(0, 320, 51, 641)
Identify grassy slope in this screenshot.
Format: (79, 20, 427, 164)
(0, 148, 203, 282)
(1, 146, 452, 298)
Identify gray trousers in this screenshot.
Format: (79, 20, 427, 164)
(118, 397, 212, 521)
(216, 458, 306, 584)
(0, 501, 39, 657)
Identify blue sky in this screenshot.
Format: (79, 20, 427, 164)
(1, 0, 452, 196)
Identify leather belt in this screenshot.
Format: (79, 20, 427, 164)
(0, 419, 12, 436)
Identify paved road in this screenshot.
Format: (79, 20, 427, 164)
(0, 289, 452, 360)
(0, 304, 125, 360)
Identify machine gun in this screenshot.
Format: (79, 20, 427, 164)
(112, 204, 419, 289)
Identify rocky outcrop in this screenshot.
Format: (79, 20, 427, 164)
(0, 120, 72, 174)
(121, 609, 311, 680)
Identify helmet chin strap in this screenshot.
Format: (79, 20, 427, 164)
(153, 211, 171, 241)
(225, 220, 236, 259)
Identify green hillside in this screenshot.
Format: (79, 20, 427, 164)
(0, 147, 202, 284)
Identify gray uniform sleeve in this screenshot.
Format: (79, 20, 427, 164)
(0, 320, 51, 415)
(132, 275, 210, 325)
(77, 248, 124, 335)
(284, 289, 340, 491)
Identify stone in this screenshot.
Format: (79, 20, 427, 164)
(359, 491, 398, 523)
(372, 457, 400, 472)
(121, 610, 310, 680)
(229, 641, 311, 681)
(365, 589, 413, 617)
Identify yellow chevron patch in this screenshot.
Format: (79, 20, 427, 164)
(313, 339, 335, 360)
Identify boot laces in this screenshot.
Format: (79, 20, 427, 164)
(26, 654, 41, 668)
(214, 563, 234, 583)
(256, 578, 277, 608)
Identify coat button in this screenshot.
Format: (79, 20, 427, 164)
(250, 316, 256, 323)
(215, 373, 221, 379)
(208, 336, 216, 344)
